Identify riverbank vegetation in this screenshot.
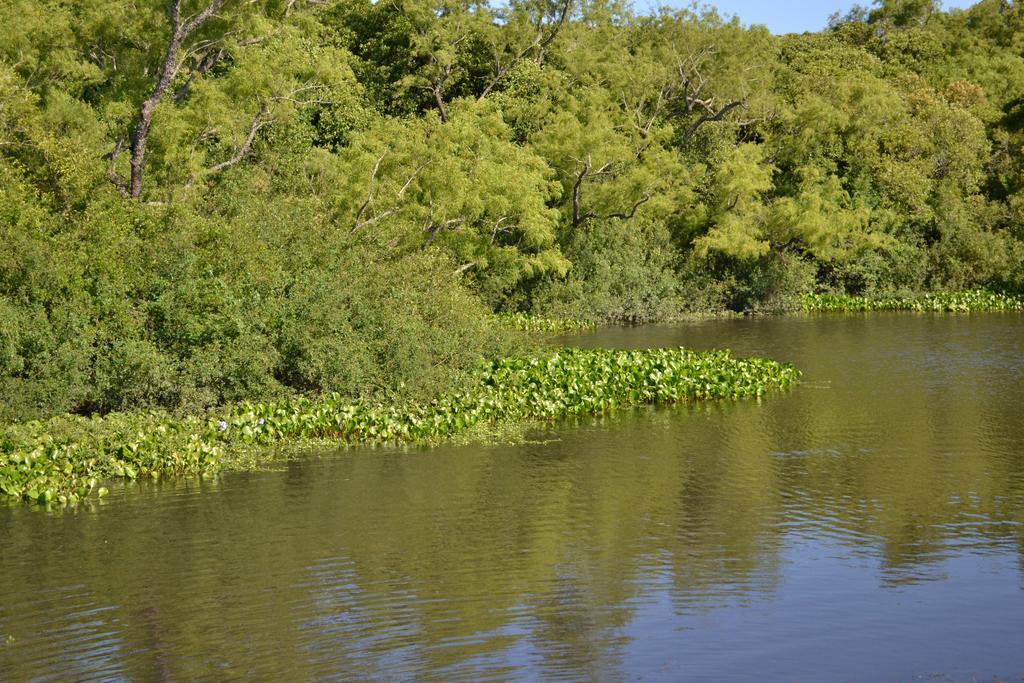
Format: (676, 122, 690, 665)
(1, 348, 799, 504)
(2, 2, 1023, 426)
(494, 312, 596, 333)
(803, 290, 1024, 312)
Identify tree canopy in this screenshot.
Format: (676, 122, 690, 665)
(3, 0, 1024, 419)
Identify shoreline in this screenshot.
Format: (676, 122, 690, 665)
(5, 293, 1022, 509)
(1, 347, 799, 507)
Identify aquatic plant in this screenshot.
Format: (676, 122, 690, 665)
(0, 348, 799, 506)
(802, 291, 1024, 313)
(492, 313, 597, 333)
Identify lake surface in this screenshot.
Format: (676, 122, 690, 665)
(2, 313, 1024, 681)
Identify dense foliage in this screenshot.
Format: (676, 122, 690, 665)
(2, 0, 1024, 419)
(1, 347, 800, 504)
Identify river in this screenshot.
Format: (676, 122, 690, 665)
(2, 313, 1023, 681)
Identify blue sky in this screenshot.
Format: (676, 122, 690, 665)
(647, 1, 977, 34)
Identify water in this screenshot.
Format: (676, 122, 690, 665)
(2, 313, 1024, 681)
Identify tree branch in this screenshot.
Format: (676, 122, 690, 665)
(352, 152, 389, 228)
(604, 194, 651, 221)
(681, 99, 746, 142)
(535, 0, 572, 65)
(478, 0, 573, 99)
(105, 135, 130, 197)
(205, 104, 272, 175)
(351, 161, 428, 233)
(569, 155, 651, 227)
(124, 0, 227, 198)
(179, 0, 227, 38)
(173, 46, 225, 103)
(572, 158, 591, 228)
(432, 85, 449, 123)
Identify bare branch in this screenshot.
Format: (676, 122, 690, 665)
(179, 0, 227, 39)
(205, 104, 273, 175)
(432, 87, 449, 122)
(397, 164, 424, 198)
(108, 169, 130, 198)
(604, 194, 651, 221)
(353, 152, 389, 227)
(105, 135, 130, 197)
(569, 155, 651, 227)
(682, 99, 746, 142)
(429, 63, 455, 122)
(535, 0, 573, 65)
(353, 207, 401, 233)
(489, 216, 511, 244)
(351, 161, 429, 234)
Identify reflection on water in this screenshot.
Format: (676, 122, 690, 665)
(2, 313, 1024, 681)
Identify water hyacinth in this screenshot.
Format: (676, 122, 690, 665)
(0, 347, 799, 506)
(803, 291, 1024, 313)
(492, 312, 596, 333)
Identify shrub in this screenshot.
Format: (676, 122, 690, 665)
(525, 219, 682, 322)
(0, 188, 512, 420)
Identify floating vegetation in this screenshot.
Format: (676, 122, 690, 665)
(1, 348, 799, 506)
(493, 312, 596, 333)
(803, 291, 1024, 313)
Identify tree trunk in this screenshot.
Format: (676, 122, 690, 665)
(124, 0, 225, 199)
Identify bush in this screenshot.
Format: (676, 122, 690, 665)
(525, 218, 682, 322)
(0, 183, 513, 420)
(679, 251, 816, 313)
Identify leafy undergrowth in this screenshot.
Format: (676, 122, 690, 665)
(803, 291, 1024, 313)
(493, 312, 597, 333)
(1, 347, 800, 506)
